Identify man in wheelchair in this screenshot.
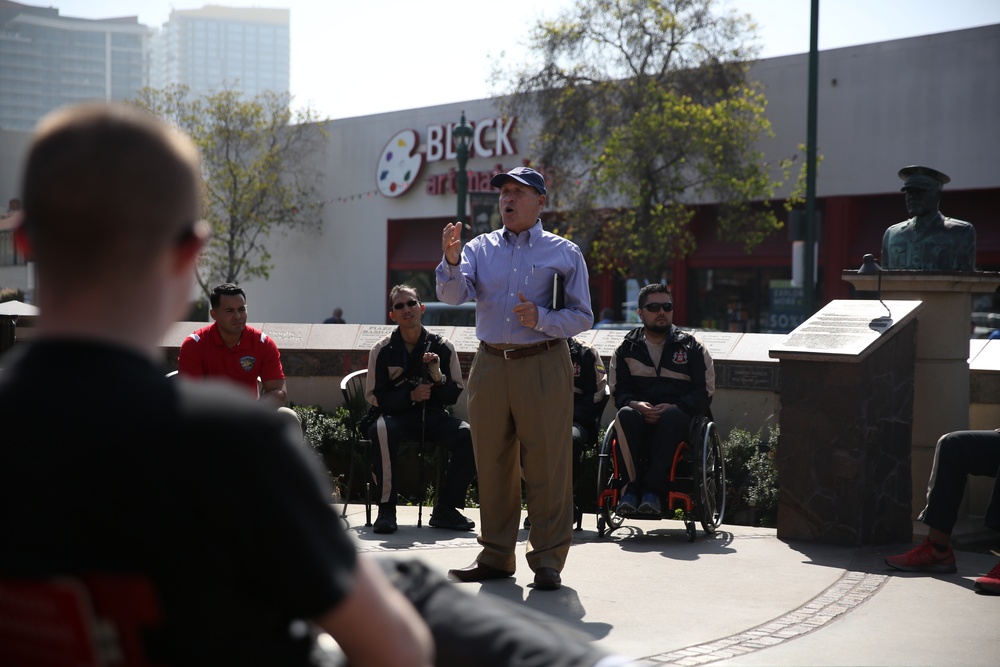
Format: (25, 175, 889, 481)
(608, 283, 715, 515)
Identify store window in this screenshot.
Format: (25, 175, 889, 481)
(688, 267, 793, 333)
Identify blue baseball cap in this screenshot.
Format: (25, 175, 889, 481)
(490, 166, 547, 196)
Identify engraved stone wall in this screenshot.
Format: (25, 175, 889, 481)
(776, 320, 916, 545)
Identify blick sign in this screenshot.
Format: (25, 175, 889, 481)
(376, 116, 518, 198)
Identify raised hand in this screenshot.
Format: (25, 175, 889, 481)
(442, 222, 463, 266)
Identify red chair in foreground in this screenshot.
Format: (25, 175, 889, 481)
(0, 574, 164, 667)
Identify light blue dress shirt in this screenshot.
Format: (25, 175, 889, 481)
(436, 220, 593, 345)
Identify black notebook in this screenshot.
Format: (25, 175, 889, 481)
(551, 273, 564, 310)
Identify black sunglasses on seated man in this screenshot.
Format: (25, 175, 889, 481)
(641, 302, 672, 313)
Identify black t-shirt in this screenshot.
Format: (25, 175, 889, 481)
(0, 340, 357, 665)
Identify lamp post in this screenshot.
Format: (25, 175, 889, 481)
(803, 0, 819, 317)
(454, 111, 473, 239)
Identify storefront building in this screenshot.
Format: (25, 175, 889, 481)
(2, 26, 997, 329)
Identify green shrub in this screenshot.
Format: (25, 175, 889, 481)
(291, 404, 354, 496)
(722, 425, 779, 527)
(294, 404, 351, 450)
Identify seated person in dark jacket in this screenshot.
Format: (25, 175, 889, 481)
(608, 283, 715, 515)
(571, 336, 608, 516)
(365, 285, 477, 534)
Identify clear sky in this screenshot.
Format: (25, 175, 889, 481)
(51, 0, 1000, 120)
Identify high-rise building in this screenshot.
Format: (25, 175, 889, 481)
(151, 6, 290, 99)
(0, 0, 150, 130)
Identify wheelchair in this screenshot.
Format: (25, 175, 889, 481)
(595, 412, 726, 541)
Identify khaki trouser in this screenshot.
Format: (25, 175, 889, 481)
(467, 341, 574, 573)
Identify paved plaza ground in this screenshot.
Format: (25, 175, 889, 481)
(343, 505, 999, 666)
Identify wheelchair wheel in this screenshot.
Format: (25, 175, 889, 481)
(596, 423, 624, 538)
(698, 420, 726, 534)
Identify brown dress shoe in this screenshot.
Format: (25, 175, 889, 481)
(447, 560, 514, 583)
(533, 567, 562, 590)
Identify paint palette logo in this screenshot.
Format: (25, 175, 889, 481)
(376, 129, 424, 198)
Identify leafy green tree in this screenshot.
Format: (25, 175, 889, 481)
(131, 86, 326, 298)
(495, 0, 803, 281)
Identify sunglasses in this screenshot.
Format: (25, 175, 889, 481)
(392, 299, 420, 311)
(641, 302, 673, 313)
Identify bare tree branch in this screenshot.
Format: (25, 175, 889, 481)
(130, 85, 328, 299)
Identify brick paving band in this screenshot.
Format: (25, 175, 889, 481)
(642, 570, 889, 666)
(352, 524, 890, 666)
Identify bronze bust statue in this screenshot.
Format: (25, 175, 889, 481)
(881, 165, 975, 271)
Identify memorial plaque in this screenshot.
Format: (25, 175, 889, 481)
(457, 357, 474, 380)
(308, 324, 361, 351)
(354, 325, 396, 350)
(687, 330, 740, 360)
(261, 323, 310, 348)
(591, 329, 629, 357)
(724, 364, 777, 390)
(770, 300, 921, 360)
(425, 326, 454, 341)
(449, 326, 481, 353)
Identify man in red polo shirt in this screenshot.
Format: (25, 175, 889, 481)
(178, 283, 289, 405)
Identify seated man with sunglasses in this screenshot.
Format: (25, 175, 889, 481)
(608, 283, 715, 515)
(364, 285, 477, 534)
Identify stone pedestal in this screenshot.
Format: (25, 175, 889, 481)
(770, 300, 921, 545)
(842, 271, 1000, 526)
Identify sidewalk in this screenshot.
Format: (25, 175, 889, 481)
(343, 505, 999, 666)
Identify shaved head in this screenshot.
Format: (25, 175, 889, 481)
(21, 103, 202, 289)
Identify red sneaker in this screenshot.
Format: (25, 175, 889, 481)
(973, 558, 1000, 595)
(885, 538, 957, 573)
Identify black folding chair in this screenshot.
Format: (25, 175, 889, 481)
(339, 369, 373, 526)
(340, 368, 449, 528)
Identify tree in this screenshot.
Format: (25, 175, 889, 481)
(131, 86, 327, 298)
(494, 0, 803, 281)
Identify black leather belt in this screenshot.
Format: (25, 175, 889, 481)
(481, 339, 563, 360)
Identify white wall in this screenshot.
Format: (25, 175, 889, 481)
(753, 24, 1000, 198)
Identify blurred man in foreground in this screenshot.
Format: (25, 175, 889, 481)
(0, 103, 432, 666)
